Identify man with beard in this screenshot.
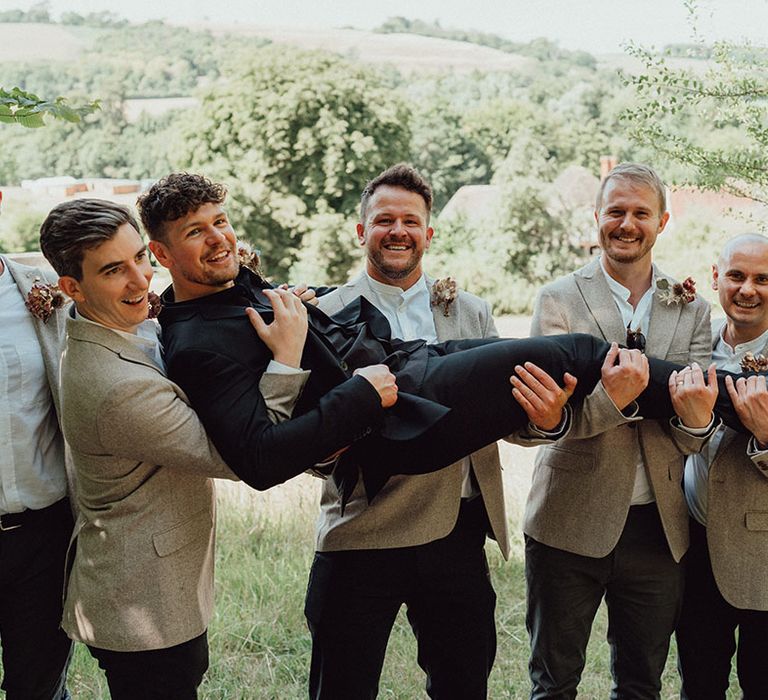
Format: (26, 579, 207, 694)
(308, 164, 575, 699)
(523, 163, 716, 699)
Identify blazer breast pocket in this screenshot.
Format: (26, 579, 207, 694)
(539, 445, 596, 473)
(152, 509, 212, 558)
(745, 511, 768, 532)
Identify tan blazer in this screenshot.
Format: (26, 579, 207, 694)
(704, 321, 768, 610)
(316, 272, 518, 558)
(58, 311, 264, 652)
(524, 258, 712, 562)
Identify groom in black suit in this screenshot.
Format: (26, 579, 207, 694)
(142, 173, 738, 504)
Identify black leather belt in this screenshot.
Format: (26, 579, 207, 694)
(0, 498, 69, 533)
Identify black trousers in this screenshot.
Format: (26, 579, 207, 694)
(342, 334, 752, 503)
(305, 497, 497, 700)
(88, 631, 209, 700)
(676, 518, 768, 700)
(0, 498, 74, 700)
(525, 504, 684, 700)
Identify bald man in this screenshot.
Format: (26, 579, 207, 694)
(677, 234, 768, 699)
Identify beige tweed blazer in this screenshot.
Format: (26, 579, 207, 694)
(60, 313, 308, 651)
(704, 321, 768, 610)
(315, 271, 550, 559)
(524, 258, 712, 562)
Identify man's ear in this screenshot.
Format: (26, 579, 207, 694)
(356, 223, 366, 247)
(148, 240, 172, 269)
(58, 275, 84, 303)
(657, 210, 671, 235)
(711, 264, 719, 290)
(425, 226, 435, 250)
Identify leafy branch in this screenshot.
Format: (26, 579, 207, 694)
(621, 35, 768, 206)
(0, 87, 100, 128)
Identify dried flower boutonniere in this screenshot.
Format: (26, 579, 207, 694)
(656, 276, 696, 306)
(25, 281, 65, 323)
(740, 352, 768, 372)
(431, 277, 458, 317)
(147, 291, 163, 320)
(237, 241, 262, 275)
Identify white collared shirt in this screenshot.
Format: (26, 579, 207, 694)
(684, 325, 768, 525)
(363, 273, 439, 344)
(599, 256, 657, 505)
(0, 259, 67, 514)
(363, 271, 480, 496)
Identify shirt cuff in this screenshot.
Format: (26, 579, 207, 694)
(672, 413, 717, 436)
(527, 405, 571, 438)
(747, 435, 768, 456)
(266, 359, 304, 375)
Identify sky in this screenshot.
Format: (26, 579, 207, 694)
(3, 0, 768, 53)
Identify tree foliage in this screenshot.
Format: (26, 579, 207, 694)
(622, 36, 768, 206)
(180, 46, 411, 280)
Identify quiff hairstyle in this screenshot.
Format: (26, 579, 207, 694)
(137, 172, 227, 242)
(39, 199, 139, 280)
(595, 162, 667, 215)
(360, 163, 433, 224)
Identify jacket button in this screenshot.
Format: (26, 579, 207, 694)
(340, 361, 348, 371)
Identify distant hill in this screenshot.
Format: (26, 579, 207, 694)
(0, 22, 95, 62)
(189, 24, 533, 74)
(1, 20, 532, 75)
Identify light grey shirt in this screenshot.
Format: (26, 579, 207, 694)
(0, 260, 66, 514)
(684, 325, 768, 525)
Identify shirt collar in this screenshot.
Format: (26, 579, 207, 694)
(599, 255, 658, 302)
(365, 271, 428, 301)
(74, 307, 159, 345)
(717, 323, 768, 356)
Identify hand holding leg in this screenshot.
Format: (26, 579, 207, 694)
(510, 362, 577, 431)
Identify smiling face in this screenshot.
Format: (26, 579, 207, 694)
(149, 201, 239, 301)
(357, 184, 434, 290)
(596, 176, 669, 273)
(713, 236, 768, 346)
(59, 223, 153, 333)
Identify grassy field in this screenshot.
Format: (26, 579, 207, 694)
(50, 476, 741, 700)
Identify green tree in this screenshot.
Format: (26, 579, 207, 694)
(622, 28, 768, 206)
(180, 46, 411, 280)
(430, 136, 587, 314)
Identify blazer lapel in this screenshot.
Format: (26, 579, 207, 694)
(646, 274, 682, 359)
(66, 316, 165, 376)
(331, 271, 370, 310)
(574, 259, 626, 342)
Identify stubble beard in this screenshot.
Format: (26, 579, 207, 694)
(368, 248, 421, 281)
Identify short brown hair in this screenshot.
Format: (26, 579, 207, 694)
(360, 163, 433, 223)
(40, 199, 139, 280)
(137, 172, 227, 241)
(596, 162, 667, 215)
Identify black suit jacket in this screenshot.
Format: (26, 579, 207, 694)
(159, 268, 450, 493)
